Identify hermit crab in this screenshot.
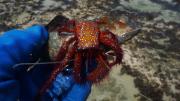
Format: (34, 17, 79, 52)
(37, 15, 140, 96)
(12, 15, 140, 99)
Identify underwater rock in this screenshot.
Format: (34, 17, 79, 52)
(0, 0, 179, 101)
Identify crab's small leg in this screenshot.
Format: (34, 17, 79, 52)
(73, 52, 83, 83)
(37, 42, 76, 98)
(99, 30, 123, 67)
(87, 53, 110, 83)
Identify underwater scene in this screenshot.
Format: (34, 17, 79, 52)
(0, 0, 179, 101)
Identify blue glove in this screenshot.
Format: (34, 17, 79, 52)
(47, 73, 91, 101)
(0, 25, 91, 101)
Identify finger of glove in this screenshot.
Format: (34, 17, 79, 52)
(0, 25, 48, 71)
(47, 73, 75, 98)
(62, 82, 92, 101)
(0, 25, 48, 100)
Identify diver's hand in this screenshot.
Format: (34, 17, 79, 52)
(0, 25, 91, 101)
(0, 25, 48, 101)
(48, 72, 91, 101)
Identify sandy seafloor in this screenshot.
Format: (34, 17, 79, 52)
(0, 0, 180, 101)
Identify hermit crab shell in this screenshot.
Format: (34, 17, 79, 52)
(48, 31, 72, 60)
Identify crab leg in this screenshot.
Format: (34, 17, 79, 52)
(87, 53, 110, 83)
(99, 30, 123, 67)
(55, 36, 75, 61)
(37, 42, 76, 98)
(73, 52, 83, 82)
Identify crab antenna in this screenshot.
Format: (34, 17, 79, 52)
(117, 28, 141, 44)
(12, 61, 62, 71)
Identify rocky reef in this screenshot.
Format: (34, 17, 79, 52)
(0, 0, 180, 101)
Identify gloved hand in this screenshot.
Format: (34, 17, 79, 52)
(0, 25, 91, 101)
(47, 72, 91, 101)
